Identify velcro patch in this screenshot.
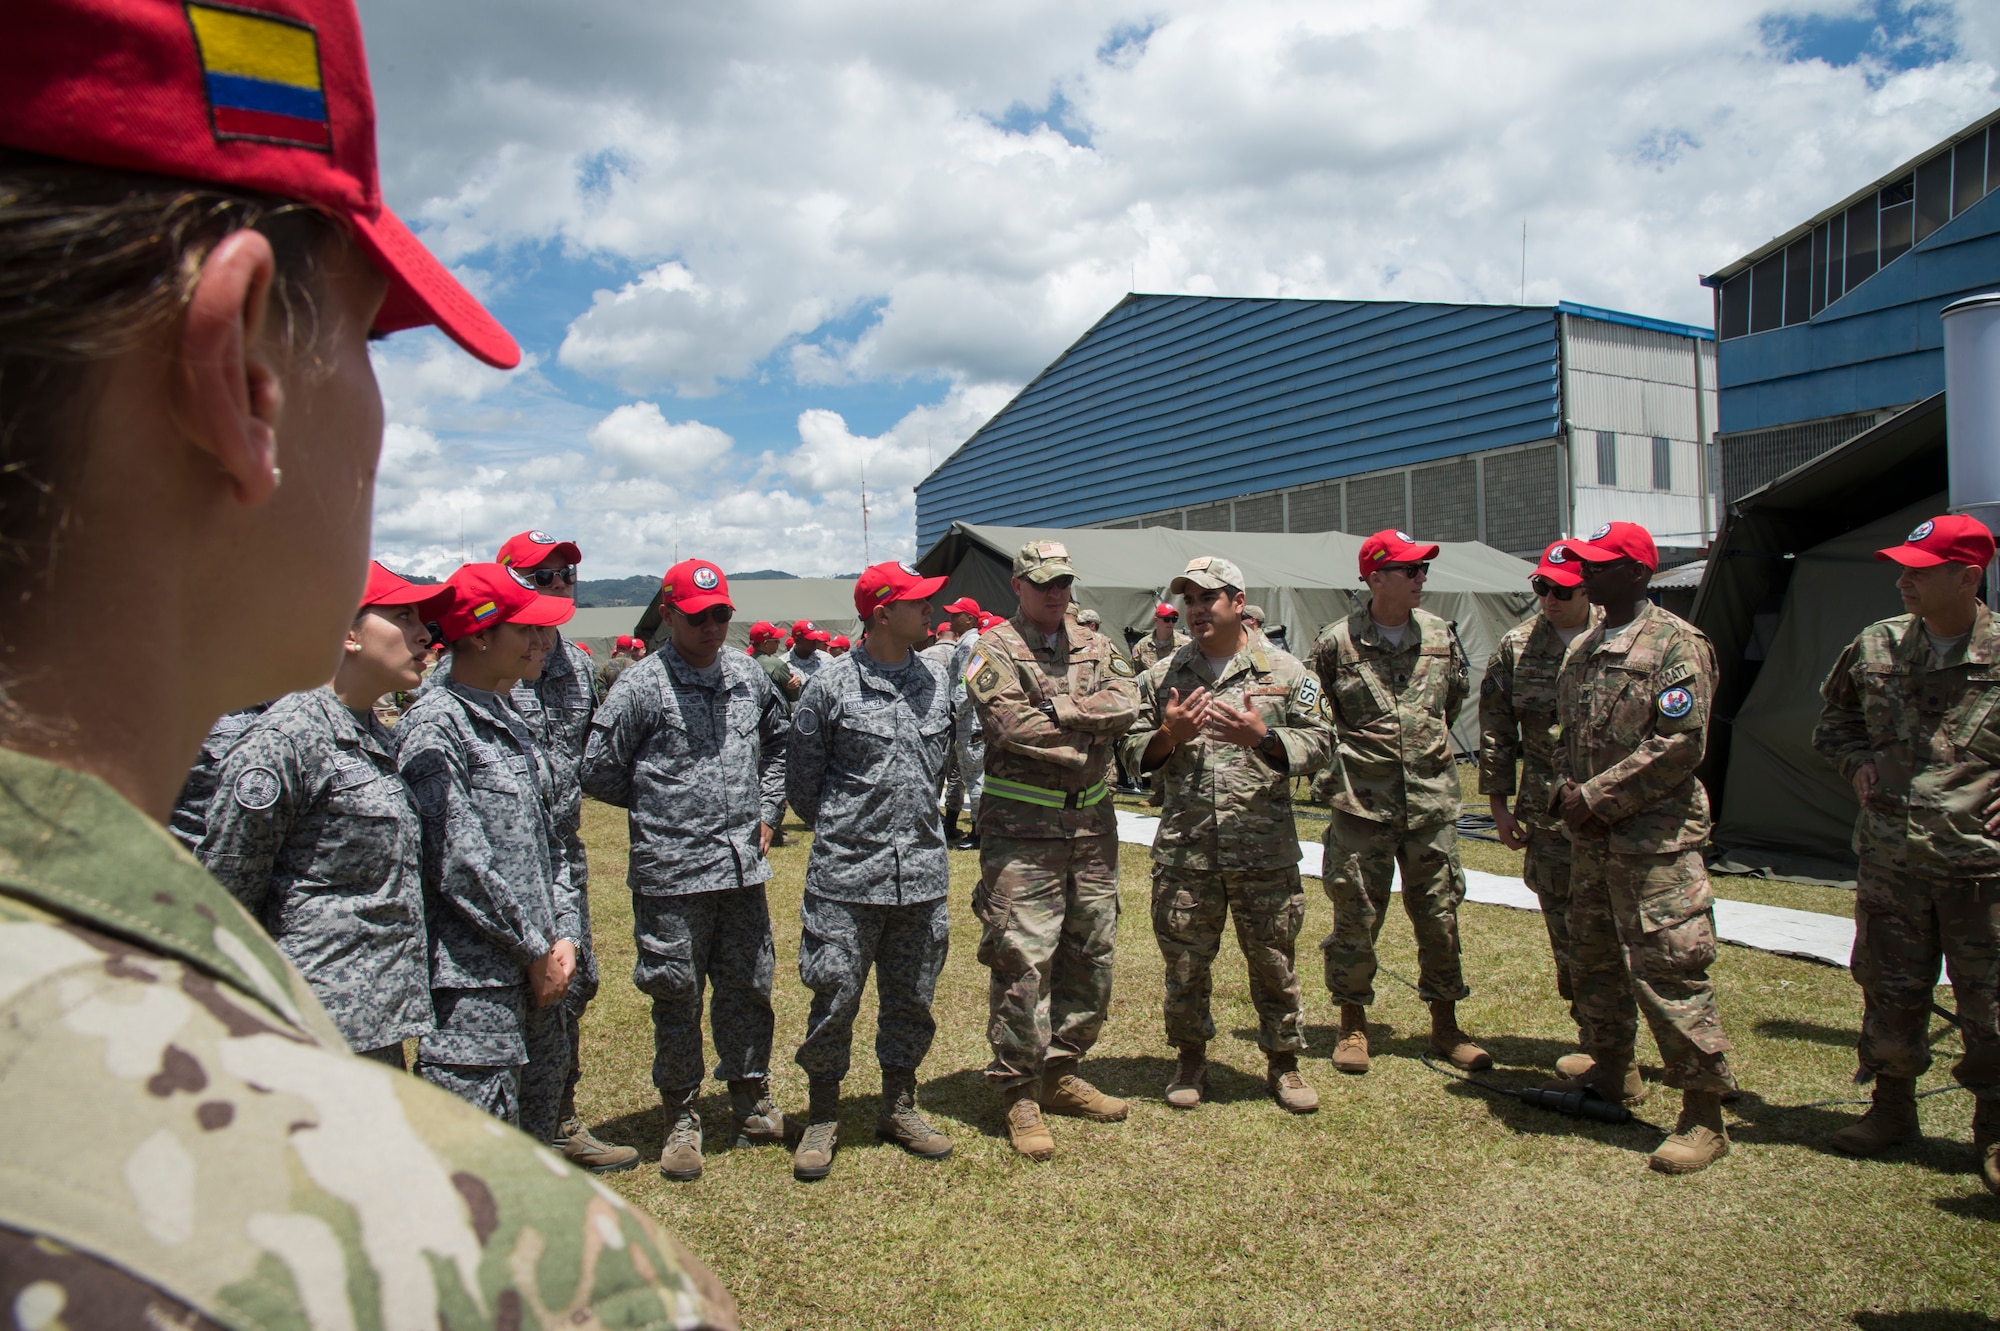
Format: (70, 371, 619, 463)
(1658, 686, 1694, 719)
(1108, 655, 1134, 677)
(1295, 675, 1321, 711)
(968, 655, 1006, 703)
(232, 766, 281, 811)
(793, 706, 820, 737)
(1657, 661, 1696, 689)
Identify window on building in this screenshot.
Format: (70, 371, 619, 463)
(1652, 436, 1672, 491)
(1880, 174, 1915, 265)
(1719, 272, 1749, 339)
(1915, 149, 1953, 243)
(1826, 209, 1845, 304)
(1783, 238, 1812, 326)
(1954, 130, 1987, 217)
(1809, 222, 1827, 317)
(1844, 196, 1878, 292)
(1990, 127, 1999, 203)
(1596, 431, 1617, 486)
(1749, 251, 1785, 334)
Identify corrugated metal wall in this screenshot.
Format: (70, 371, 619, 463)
(914, 295, 1563, 550)
(1563, 314, 1719, 548)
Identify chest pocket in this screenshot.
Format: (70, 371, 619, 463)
(1512, 662, 1560, 725)
(1949, 669, 2000, 763)
(310, 755, 409, 889)
(1243, 684, 1289, 729)
(1330, 656, 1392, 725)
(1857, 662, 1910, 744)
(1595, 663, 1657, 747)
(467, 749, 530, 797)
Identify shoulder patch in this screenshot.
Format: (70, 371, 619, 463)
(794, 705, 820, 737)
(1658, 686, 1694, 719)
(968, 656, 1006, 703)
(1657, 661, 1696, 689)
(1295, 674, 1321, 711)
(232, 766, 281, 811)
(1108, 655, 1134, 677)
(412, 771, 447, 817)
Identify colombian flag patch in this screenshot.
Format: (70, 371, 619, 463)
(471, 601, 500, 625)
(185, 2, 331, 150)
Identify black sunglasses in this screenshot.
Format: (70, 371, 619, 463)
(1033, 575, 1075, 592)
(1530, 578, 1579, 600)
(675, 604, 734, 627)
(1377, 561, 1430, 578)
(529, 564, 578, 588)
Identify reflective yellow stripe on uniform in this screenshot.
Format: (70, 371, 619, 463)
(983, 776, 1109, 809)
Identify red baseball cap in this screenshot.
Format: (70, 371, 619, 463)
(748, 621, 781, 644)
(575, 642, 592, 655)
(631, 638, 645, 650)
(495, 530, 582, 569)
(614, 635, 634, 650)
(1558, 521, 1659, 572)
(436, 562, 575, 641)
(854, 560, 949, 619)
(1358, 529, 1442, 578)
(1154, 602, 1179, 620)
(1531, 540, 1584, 588)
(1877, 514, 1997, 569)
(0, 0, 520, 370)
(943, 597, 982, 615)
(978, 612, 1004, 631)
(790, 619, 830, 644)
(359, 560, 452, 618)
(661, 559, 730, 614)
(830, 634, 851, 650)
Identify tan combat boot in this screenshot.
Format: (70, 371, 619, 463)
(558, 1115, 640, 1174)
(728, 1076, 784, 1148)
(1828, 1075, 1919, 1156)
(1649, 1090, 1729, 1174)
(790, 1079, 841, 1182)
(1973, 1095, 1999, 1195)
(1003, 1083, 1055, 1160)
(1165, 1044, 1207, 1110)
(1427, 1001, 1492, 1071)
(1541, 1056, 1646, 1107)
(1554, 1051, 1595, 1079)
(1332, 1004, 1370, 1075)
(1267, 1051, 1319, 1114)
(658, 1093, 703, 1183)
(877, 1068, 952, 1160)
(1041, 1066, 1129, 1121)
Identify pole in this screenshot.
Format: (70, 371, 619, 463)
(1520, 219, 1527, 305)
(861, 453, 872, 566)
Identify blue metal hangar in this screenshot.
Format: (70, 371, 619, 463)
(1703, 106, 2000, 503)
(914, 295, 1718, 563)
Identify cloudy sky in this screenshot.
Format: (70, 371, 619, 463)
(359, 0, 2000, 579)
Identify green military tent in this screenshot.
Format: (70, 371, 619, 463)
(1694, 395, 1950, 883)
(916, 522, 1537, 753)
(624, 578, 865, 654)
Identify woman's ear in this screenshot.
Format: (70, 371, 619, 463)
(171, 230, 283, 507)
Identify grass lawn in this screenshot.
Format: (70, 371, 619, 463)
(570, 797, 1997, 1331)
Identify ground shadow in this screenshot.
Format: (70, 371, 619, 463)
(1726, 1087, 1980, 1178)
(1853, 1313, 2000, 1329)
(1081, 1052, 1274, 1106)
(1932, 1192, 2000, 1223)
(1754, 1017, 1859, 1047)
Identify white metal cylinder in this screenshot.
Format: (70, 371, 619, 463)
(1941, 293, 2000, 523)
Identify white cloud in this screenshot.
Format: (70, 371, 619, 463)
(587, 401, 735, 473)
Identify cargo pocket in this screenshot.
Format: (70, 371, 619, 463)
(632, 928, 695, 1001)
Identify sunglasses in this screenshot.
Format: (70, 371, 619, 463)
(528, 564, 578, 588)
(675, 605, 734, 626)
(1033, 576, 1075, 592)
(1377, 561, 1430, 578)
(1530, 578, 1579, 600)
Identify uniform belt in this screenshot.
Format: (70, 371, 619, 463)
(983, 776, 1109, 810)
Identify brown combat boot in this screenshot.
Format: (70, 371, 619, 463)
(876, 1068, 952, 1160)
(1554, 1051, 1595, 1079)
(558, 1115, 640, 1174)
(1972, 1095, 1999, 1195)
(1165, 1043, 1207, 1109)
(790, 1079, 841, 1181)
(658, 1091, 703, 1182)
(1828, 1075, 1919, 1156)
(1332, 1004, 1370, 1075)
(1041, 1067, 1129, 1121)
(1266, 1051, 1319, 1114)
(1002, 1083, 1055, 1160)
(1649, 1090, 1729, 1175)
(1541, 1057, 1647, 1107)
(1427, 1001, 1492, 1072)
(728, 1076, 784, 1148)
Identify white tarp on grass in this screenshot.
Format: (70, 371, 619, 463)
(1113, 809, 1855, 968)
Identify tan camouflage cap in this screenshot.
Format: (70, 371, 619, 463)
(1168, 554, 1245, 595)
(1075, 607, 1101, 626)
(1242, 603, 1265, 624)
(1013, 540, 1077, 584)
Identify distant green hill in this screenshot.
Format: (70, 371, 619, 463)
(575, 568, 800, 607)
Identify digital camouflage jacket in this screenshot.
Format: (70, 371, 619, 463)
(1814, 601, 2000, 878)
(1553, 601, 1715, 855)
(167, 704, 270, 853)
(0, 746, 734, 1330)
(1311, 604, 1469, 829)
(1122, 641, 1332, 871)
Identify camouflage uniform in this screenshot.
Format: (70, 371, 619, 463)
(514, 634, 600, 1109)
(397, 680, 580, 1141)
(786, 650, 955, 1081)
(948, 627, 987, 822)
(197, 687, 429, 1062)
(1554, 602, 1735, 1092)
(595, 653, 631, 698)
(0, 746, 734, 1329)
(1479, 609, 1628, 1045)
(579, 645, 788, 1096)
(167, 704, 269, 852)
(1131, 630, 1189, 674)
(1813, 602, 2000, 1098)
(1121, 643, 1332, 1051)
(967, 615, 1141, 1088)
(1311, 604, 1472, 1005)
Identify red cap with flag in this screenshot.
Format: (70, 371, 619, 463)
(1357, 529, 1441, 578)
(1532, 540, 1584, 588)
(360, 561, 453, 618)
(436, 563, 575, 642)
(854, 560, 949, 619)
(1877, 514, 1997, 569)
(0, 0, 520, 369)
(791, 619, 830, 644)
(661, 560, 731, 614)
(495, 530, 581, 569)
(1558, 521, 1659, 572)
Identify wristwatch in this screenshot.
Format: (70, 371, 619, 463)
(1256, 730, 1284, 762)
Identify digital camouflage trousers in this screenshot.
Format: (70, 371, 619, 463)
(631, 885, 776, 1096)
(1151, 863, 1306, 1052)
(794, 892, 951, 1082)
(416, 985, 570, 1143)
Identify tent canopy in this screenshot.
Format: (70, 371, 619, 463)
(917, 522, 1538, 752)
(1694, 394, 1949, 882)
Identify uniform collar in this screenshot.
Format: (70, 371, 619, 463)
(1009, 614, 1069, 657)
(664, 642, 731, 690)
(307, 685, 392, 759)
(0, 745, 339, 1043)
(1351, 601, 1420, 650)
(1901, 600, 1999, 666)
(1591, 600, 1659, 656)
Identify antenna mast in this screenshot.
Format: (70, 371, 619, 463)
(861, 453, 872, 566)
